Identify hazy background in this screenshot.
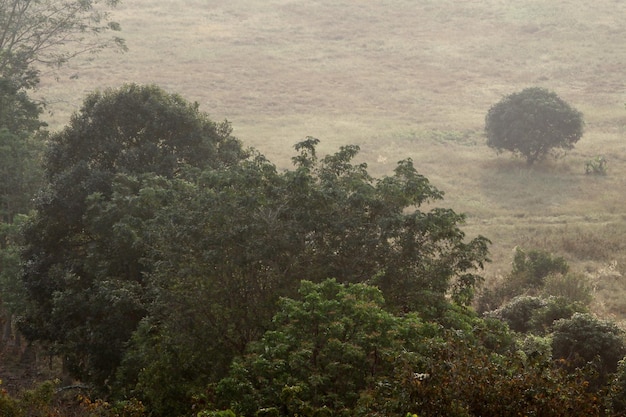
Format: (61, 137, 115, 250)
(38, 0, 626, 319)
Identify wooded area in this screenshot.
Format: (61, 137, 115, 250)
(2, 1, 626, 416)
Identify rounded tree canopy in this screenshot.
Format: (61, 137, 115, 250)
(45, 83, 245, 181)
(20, 84, 247, 386)
(485, 87, 584, 165)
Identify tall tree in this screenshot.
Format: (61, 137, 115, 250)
(0, 0, 127, 357)
(115, 138, 490, 413)
(0, 0, 124, 220)
(284, 138, 490, 312)
(0, 83, 44, 222)
(20, 84, 246, 388)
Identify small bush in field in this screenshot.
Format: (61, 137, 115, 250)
(476, 247, 572, 313)
(585, 156, 607, 175)
(511, 247, 569, 288)
(542, 272, 592, 305)
(487, 295, 585, 334)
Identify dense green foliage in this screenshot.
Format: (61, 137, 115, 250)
(16, 83, 494, 412)
(0, 217, 30, 321)
(1, 3, 623, 414)
(210, 280, 602, 417)
(485, 87, 584, 165)
(607, 358, 626, 414)
(2, 84, 624, 416)
(475, 248, 626, 414)
(478, 248, 624, 377)
(110, 137, 489, 413)
(217, 279, 422, 416)
(0, 0, 127, 358)
(552, 313, 625, 382)
(20, 84, 246, 388)
(477, 247, 591, 313)
(1, 0, 124, 221)
(487, 295, 586, 334)
(511, 247, 569, 287)
(0, 0, 125, 222)
(0, 74, 44, 223)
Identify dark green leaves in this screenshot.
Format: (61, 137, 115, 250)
(20, 84, 246, 389)
(485, 87, 584, 165)
(20, 91, 489, 410)
(113, 138, 489, 412)
(217, 279, 425, 416)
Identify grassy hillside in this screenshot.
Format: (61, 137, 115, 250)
(38, 0, 626, 319)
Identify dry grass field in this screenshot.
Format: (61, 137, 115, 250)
(38, 0, 626, 319)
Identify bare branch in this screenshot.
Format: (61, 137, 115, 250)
(0, 0, 124, 82)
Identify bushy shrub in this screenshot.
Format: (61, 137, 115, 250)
(511, 247, 569, 288)
(211, 280, 604, 417)
(216, 279, 428, 416)
(606, 358, 626, 415)
(529, 297, 587, 334)
(486, 295, 584, 334)
(476, 248, 578, 314)
(0, 380, 147, 417)
(552, 313, 626, 382)
(516, 334, 553, 365)
(0, 384, 21, 417)
(487, 295, 546, 333)
(542, 272, 593, 305)
(359, 329, 601, 417)
(585, 156, 607, 175)
(486, 295, 587, 335)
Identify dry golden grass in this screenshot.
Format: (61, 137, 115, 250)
(37, 0, 626, 317)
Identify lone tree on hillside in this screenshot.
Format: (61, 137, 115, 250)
(485, 87, 584, 165)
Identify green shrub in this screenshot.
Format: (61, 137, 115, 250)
(487, 295, 585, 335)
(216, 279, 419, 416)
(516, 334, 553, 365)
(511, 247, 569, 288)
(552, 313, 626, 383)
(542, 272, 592, 305)
(606, 358, 626, 415)
(476, 247, 572, 313)
(585, 156, 607, 175)
(360, 329, 601, 416)
(529, 297, 587, 334)
(0, 384, 22, 417)
(487, 295, 545, 333)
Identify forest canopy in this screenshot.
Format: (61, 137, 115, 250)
(13, 84, 493, 413)
(1, 84, 624, 417)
